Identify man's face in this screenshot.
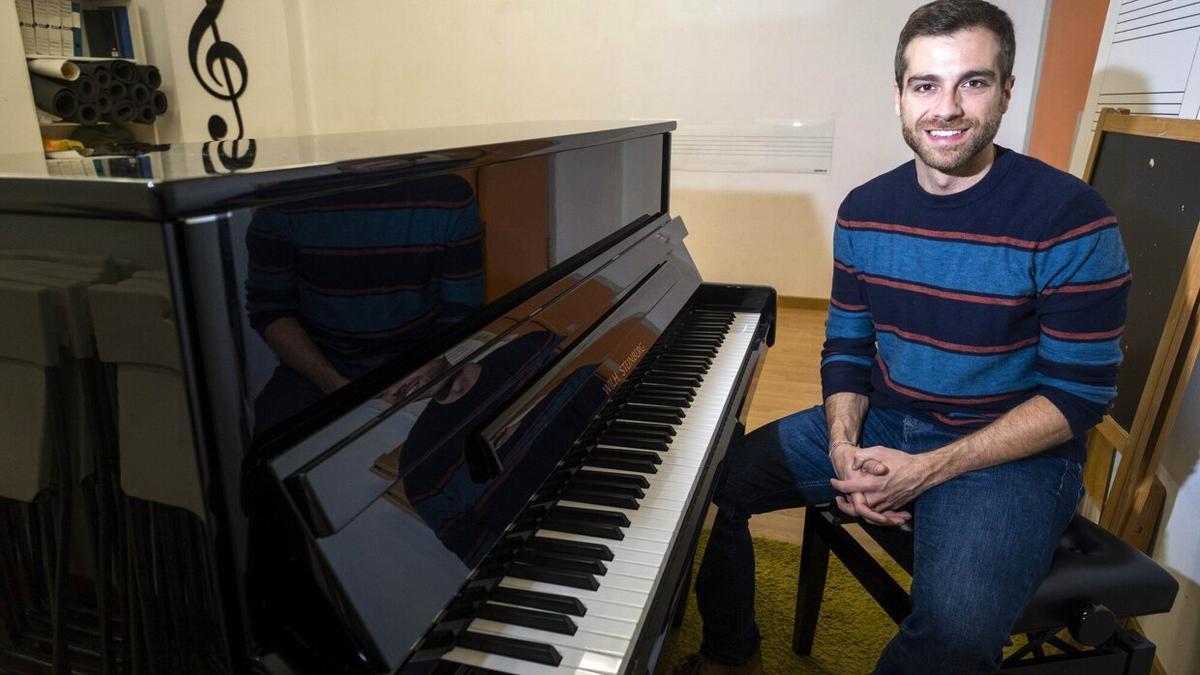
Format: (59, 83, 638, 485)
(894, 27, 1014, 175)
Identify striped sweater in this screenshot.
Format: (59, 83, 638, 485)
(245, 173, 484, 359)
(821, 147, 1130, 462)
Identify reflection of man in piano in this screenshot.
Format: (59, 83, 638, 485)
(371, 329, 579, 562)
(676, 2, 1130, 674)
(244, 173, 484, 434)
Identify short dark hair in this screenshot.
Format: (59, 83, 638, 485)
(895, 0, 1015, 87)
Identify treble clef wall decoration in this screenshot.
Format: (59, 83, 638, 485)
(188, 0, 256, 174)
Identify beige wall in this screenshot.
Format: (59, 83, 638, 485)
(138, 0, 308, 144)
(3, 1, 1048, 297)
(293, 0, 1048, 298)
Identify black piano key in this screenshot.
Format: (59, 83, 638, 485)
(560, 486, 641, 510)
(595, 434, 669, 452)
(591, 448, 663, 468)
(626, 402, 686, 416)
(634, 382, 694, 398)
(516, 550, 608, 576)
(508, 562, 600, 591)
(574, 469, 650, 489)
(608, 415, 680, 430)
(526, 536, 614, 562)
(668, 345, 719, 355)
(671, 337, 722, 347)
(679, 328, 727, 337)
(661, 346, 715, 357)
(550, 505, 630, 527)
(644, 369, 703, 381)
(590, 449, 663, 472)
(647, 369, 704, 381)
(633, 372, 700, 389)
(654, 355, 710, 366)
(628, 394, 691, 409)
(565, 478, 644, 499)
(648, 371, 704, 382)
(476, 603, 578, 636)
(653, 359, 709, 370)
(586, 455, 659, 474)
(632, 382, 695, 397)
(606, 420, 676, 437)
(657, 348, 710, 360)
(672, 337, 723, 345)
(645, 375, 701, 386)
(539, 515, 626, 540)
(614, 408, 683, 425)
(655, 367, 708, 378)
(457, 631, 562, 666)
(489, 586, 588, 615)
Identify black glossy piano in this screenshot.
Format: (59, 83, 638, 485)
(0, 122, 775, 674)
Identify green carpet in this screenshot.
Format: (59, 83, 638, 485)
(654, 530, 911, 674)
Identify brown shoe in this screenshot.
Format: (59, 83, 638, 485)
(668, 651, 764, 675)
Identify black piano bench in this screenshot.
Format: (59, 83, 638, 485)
(790, 505, 1179, 674)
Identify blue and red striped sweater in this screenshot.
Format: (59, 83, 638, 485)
(245, 173, 484, 360)
(821, 147, 1130, 462)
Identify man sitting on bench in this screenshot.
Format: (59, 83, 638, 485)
(670, 1, 1131, 673)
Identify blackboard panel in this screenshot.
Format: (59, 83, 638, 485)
(1089, 131, 1200, 430)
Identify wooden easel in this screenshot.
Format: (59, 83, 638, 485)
(1079, 109, 1200, 554)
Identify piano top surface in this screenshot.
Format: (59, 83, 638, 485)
(0, 120, 675, 220)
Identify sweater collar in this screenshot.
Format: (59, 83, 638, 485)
(906, 145, 1016, 208)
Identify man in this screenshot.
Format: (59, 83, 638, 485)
(672, 1, 1129, 673)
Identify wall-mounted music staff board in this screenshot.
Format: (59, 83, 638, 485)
(1081, 109, 1200, 549)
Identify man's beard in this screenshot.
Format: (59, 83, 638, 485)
(901, 112, 1001, 173)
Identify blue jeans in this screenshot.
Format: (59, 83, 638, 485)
(694, 406, 1082, 674)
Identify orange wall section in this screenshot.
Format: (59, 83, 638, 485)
(1026, 0, 1109, 171)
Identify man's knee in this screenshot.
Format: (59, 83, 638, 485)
(890, 594, 1011, 673)
(883, 617, 1002, 674)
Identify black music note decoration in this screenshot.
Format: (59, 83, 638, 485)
(188, 0, 256, 174)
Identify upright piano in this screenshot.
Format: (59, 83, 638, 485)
(0, 122, 775, 674)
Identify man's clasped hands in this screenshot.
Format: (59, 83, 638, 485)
(829, 444, 942, 528)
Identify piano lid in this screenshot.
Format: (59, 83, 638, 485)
(0, 120, 675, 221)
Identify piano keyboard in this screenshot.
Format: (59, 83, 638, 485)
(441, 309, 762, 675)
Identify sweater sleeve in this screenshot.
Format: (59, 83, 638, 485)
(244, 210, 298, 336)
(821, 196, 877, 400)
(1033, 188, 1130, 437)
(436, 197, 485, 326)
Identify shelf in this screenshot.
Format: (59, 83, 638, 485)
(39, 122, 116, 128)
(26, 54, 138, 64)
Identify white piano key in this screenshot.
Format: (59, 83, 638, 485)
(535, 531, 666, 566)
(590, 571, 653, 594)
(599, 559, 663, 581)
(442, 643, 621, 675)
(575, 596, 646, 624)
(554, 502, 689, 534)
(486, 602, 640, 640)
(498, 575, 648, 609)
(554, 502, 681, 532)
(469, 618, 630, 658)
(536, 529, 669, 556)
